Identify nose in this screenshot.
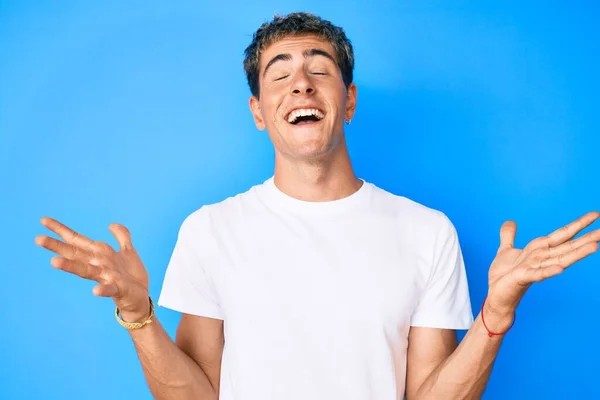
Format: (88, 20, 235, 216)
(290, 69, 315, 96)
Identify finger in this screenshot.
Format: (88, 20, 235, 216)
(50, 256, 102, 281)
(498, 221, 517, 251)
(541, 241, 599, 269)
(546, 211, 600, 247)
(35, 235, 93, 262)
(521, 265, 564, 283)
(548, 228, 600, 258)
(40, 217, 96, 251)
(92, 283, 118, 297)
(109, 223, 133, 251)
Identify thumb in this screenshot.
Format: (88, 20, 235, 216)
(498, 221, 517, 252)
(92, 283, 118, 297)
(108, 223, 133, 251)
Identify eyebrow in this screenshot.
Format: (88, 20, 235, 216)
(262, 48, 337, 78)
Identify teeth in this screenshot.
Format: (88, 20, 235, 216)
(287, 108, 325, 123)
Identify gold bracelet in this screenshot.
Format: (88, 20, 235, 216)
(115, 296, 154, 330)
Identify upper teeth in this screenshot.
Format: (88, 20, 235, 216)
(287, 108, 325, 123)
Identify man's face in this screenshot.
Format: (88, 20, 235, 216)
(249, 35, 357, 161)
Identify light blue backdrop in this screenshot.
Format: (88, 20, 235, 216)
(1, 1, 598, 399)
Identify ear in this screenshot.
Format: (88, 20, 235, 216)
(344, 83, 357, 121)
(249, 95, 266, 130)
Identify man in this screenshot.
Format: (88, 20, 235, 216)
(35, 12, 599, 400)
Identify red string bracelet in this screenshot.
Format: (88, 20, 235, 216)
(481, 297, 516, 337)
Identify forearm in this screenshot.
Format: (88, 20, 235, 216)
(415, 303, 514, 400)
(122, 312, 218, 400)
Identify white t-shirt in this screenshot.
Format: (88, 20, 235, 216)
(158, 177, 473, 400)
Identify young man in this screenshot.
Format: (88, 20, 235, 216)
(36, 12, 599, 400)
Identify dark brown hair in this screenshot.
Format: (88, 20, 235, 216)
(243, 12, 355, 98)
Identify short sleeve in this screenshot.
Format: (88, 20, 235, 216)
(410, 215, 473, 329)
(157, 211, 224, 320)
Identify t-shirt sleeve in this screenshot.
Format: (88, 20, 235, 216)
(157, 212, 224, 320)
(410, 215, 474, 329)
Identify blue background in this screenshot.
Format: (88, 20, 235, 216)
(1, 1, 599, 398)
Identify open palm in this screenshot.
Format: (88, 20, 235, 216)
(35, 217, 150, 315)
(487, 211, 600, 311)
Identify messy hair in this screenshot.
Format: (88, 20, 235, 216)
(243, 12, 355, 98)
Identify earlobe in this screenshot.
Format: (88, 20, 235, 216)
(249, 96, 266, 130)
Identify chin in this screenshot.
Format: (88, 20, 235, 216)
(286, 141, 335, 161)
(274, 122, 342, 160)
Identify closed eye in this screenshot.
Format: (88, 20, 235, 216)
(312, 72, 327, 75)
(274, 75, 289, 81)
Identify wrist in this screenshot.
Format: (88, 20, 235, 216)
(484, 299, 516, 318)
(117, 299, 152, 323)
(481, 297, 516, 335)
(485, 287, 524, 315)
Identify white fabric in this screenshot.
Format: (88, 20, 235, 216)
(158, 177, 473, 400)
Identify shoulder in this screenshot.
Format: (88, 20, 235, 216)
(177, 180, 267, 233)
(366, 181, 456, 240)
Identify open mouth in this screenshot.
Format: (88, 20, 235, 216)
(285, 108, 325, 125)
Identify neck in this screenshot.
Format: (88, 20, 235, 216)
(272, 137, 362, 202)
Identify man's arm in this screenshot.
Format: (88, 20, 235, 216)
(35, 217, 224, 400)
(406, 306, 510, 399)
(123, 307, 224, 400)
(407, 211, 600, 399)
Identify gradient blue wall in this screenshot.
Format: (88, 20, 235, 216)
(1, 1, 598, 399)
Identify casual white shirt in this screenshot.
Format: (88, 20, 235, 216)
(158, 177, 474, 399)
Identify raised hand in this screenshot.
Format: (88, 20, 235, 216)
(35, 217, 151, 322)
(486, 211, 600, 316)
